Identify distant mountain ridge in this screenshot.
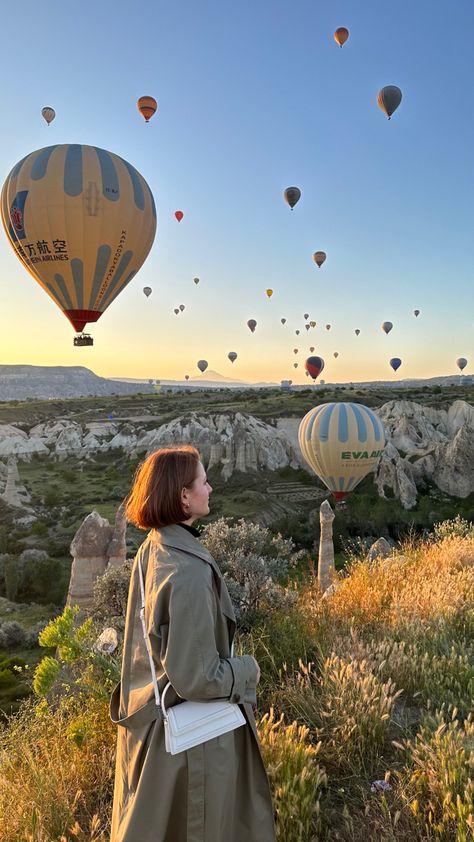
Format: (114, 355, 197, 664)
(0, 366, 155, 401)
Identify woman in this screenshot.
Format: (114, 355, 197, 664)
(109, 445, 276, 842)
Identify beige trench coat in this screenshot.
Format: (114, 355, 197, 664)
(109, 524, 276, 842)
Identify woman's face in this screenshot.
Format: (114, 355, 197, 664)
(182, 461, 212, 522)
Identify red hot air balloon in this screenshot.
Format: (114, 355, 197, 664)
(305, 356, 325, 380)
(175, 210, 184, 222)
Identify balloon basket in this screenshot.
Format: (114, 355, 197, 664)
(73, 333, 94, 347)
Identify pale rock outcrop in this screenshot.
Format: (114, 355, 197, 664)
(0, 424, 49, 458)
(55, 424, 83, 458)
(367, 537, 392, 563)
(0, 457, 33, 510)
(93, 627, 119, 654)
(109, 424, 138, 450)
(67, 512, 114, 611)
(413, 424, 474, 498)
(375, 441, 418, 509)
(318, 499, 336, 592)
(107, 502, 128, 569)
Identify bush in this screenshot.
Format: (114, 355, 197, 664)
(0, 621, 26, 650)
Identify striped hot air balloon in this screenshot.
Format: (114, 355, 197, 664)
(298, 402, 385, 501)
(1, 144, 156, 339)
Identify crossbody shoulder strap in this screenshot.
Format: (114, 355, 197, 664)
(136, 551, 235, 711)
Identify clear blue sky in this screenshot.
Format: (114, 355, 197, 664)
(0, 0, 472, 383)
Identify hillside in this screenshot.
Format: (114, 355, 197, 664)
(0, 366, 155, 401)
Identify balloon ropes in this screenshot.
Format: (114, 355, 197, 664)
(298, 403, 385, 501)
(1, 144, 157, 344)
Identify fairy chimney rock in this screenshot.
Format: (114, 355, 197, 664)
(318, 499, 336, 593)
(67, 511, 114, 610)
(107, 501, 128, 569)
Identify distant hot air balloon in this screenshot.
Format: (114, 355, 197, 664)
(137, 96, 157, 123)
(326, 324, 331, 331)
(175, 210, 184, 222)
(295, 329, 300, 336)
(293, 348, 299, 354)
(179, 304, 185, 312)
(281, 317, 286, 324)
(390, 358, 402, 372)
(228, 351, 237, 363)
(304, 313, 309, 320)
(143, 286, 152, 298)
(304, 355, 325, 380)
(310, 321, 316, 328)
(247, 319, 257, 333)
(299, 402, 385, 501)
(41, 107, 55, 126)
(334, 351, 339, 358)
(174, 308, 180, 315)
(377, 86, 402, 119)
(197, 360, 208, 373)
(334, 27, 349, 47)
(309, 346, 315, 353)
(266, 288, 273, 298)
(313, 251, 326, 268)
(193, 277, 200, 285)
(457, 357, 468, 372)
(294, 362, 298, 368)
(283, 187, 301, 210)
(355, 329, 360, 336)
(414, 309, 420, 317)
(382, 321, 393, 334)
(185, 375, 189, 380)
(305, 324, 310, 331)
(1, 144, 156, 342)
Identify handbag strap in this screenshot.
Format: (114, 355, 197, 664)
(136, 550, 235, 711)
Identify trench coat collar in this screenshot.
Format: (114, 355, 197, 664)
(150, 524, 236, 624)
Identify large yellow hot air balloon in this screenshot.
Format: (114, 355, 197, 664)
(1, 144, 156, 342)
(299, 402, 385, 501)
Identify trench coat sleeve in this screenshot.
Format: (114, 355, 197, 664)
(158, 562, 258, 705)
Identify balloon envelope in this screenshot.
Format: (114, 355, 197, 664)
(334, 351, 339, 358)
(175, 210, 184, 222)
(174, 308, 179, 314)
(41, 107, 55, 125)
(304, 355, 325, 380)
(310, 346, 315, 353)
(293, 348, 298, 354)
(382, 321, 393, 334)
(299, 402, 385, 500)
(377, 86, 402, 119)
(414, 309, 420, 317)
(228, 351, 237, 363)
(283, 186, 301, 209)
(390, 357, 402, 372)
(247, 319, 257, 333)
(281, 317, 286, 324)
(326, 324, 331, 331)
(143, 286, 152, 298)
(304, 313, 309, 320)
(1, 144, 156, 333)
(137, 96, 157, 122)
(197, 359, 208, 373)
(295, 329, 300, 335)
(266, 288, 273, 298)
(294, 362, 298, 368)
(355, 329, 360, 336)
(334, 27, 349, 47)
(179, 304, 185, 311)
(457, 357, 468, 371)
(185, 375, 189, 380)
(310, 320, 316, 328)
(313, 251, 326, 268)
(193, 277, 200, 285)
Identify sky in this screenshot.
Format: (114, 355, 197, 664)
(0, 0, 472, 385)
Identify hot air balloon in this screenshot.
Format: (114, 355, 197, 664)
(377, 86, 402, 119)
(41, 107, 55, 126)
(1, 144, 156, 343)
(304, 313, 309, 320)
(247, 319, 257, 333)
(197, 360, 208, 373)
(390, 358, 402, 372)
(174, 308, 179, 315)
(326, 324, 331, 331)
(185, 374, 189, 380)
(228, 351, 237, 363)
(179, 304, 185, 312)
(355, 329, 360, 336)
(193, 277, 200, 285)
(305, 324, 310, 331)
(283, 187, 301, 210)
(334, 27, 349, 47)
(414, 309, 420, 317)
(295, 329, 300, 336)
(310, 321, 316, 328)
(143, 286, 152, 298)
(137, 96, 157, 123)
(294, 362, 298, 368)
(304, 356, 325, 380)
(175, 210, 184, 222)
(382, 321, 393, 334)
(310, 346, 315, 353)
(293, 348, 298, 354)
(313, 251, 326, 268)
(298, 402, 385, 501)
(334, 351, 339, 358)
(281, 317, 286, 324)
(266, 289, 273, 298)
(457, 357, 468, 371)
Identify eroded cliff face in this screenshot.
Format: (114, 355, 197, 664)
(2, 401, 474, 509)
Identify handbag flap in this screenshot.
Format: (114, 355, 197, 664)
(167, 699, 245, 736)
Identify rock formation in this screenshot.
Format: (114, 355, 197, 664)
(318, 499, 336, 592)
(67, 504, 128, 611)
(0, 457, 33, 510)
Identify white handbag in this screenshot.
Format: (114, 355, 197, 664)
(137, 554, 246, 755)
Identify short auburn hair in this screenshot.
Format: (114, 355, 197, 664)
(125, 445, 201, 529)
